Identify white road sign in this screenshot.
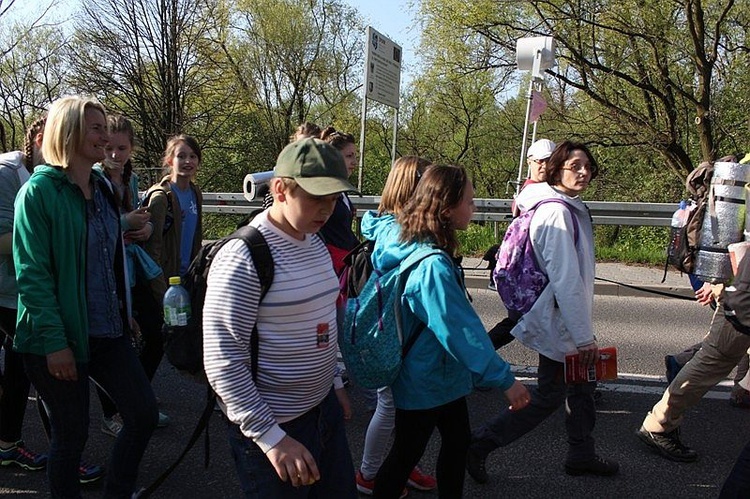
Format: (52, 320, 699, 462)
(363, 26, 402, 109)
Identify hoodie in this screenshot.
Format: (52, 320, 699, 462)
(361, 211, 516, 410)
(511, 182, 596, 362)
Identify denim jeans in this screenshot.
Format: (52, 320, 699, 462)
(226, 388, 356, 499)
(24, 335, 158, 498)
(360, 386, 395, 480)
(471, 354, 597, 463)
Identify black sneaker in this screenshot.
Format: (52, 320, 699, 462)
(564, 455, 619, 476)
(466, 447, 488, 484)
(636, 426, 697, 462)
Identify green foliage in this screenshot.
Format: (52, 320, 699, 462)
(457, 222, 501, 256)
(458, 222, 666, 266)
(594, 226, 668, 265)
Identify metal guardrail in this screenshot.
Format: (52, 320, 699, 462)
(201, 193, 676, 226)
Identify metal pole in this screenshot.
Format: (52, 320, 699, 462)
(391, 108, 398, 164)
(515, 70, 536, 194)
(358, 91, 368, 192)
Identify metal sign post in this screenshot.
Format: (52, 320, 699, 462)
(513, 36, 556, 194)
(359, 26, 402, 191)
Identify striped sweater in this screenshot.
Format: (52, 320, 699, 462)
(203, 210, 339, 453)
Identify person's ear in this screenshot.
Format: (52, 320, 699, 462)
(34, 132, 43, 149)
(440, 208, 452, 226)
(271, 178, 287, 202)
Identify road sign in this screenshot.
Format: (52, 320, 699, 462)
(363, 26, 402, 109)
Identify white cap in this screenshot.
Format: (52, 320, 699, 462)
(527, 139, 556, 160)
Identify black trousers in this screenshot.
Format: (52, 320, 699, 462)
(373, 396, 470, 499)
(0, 306, 31, 443)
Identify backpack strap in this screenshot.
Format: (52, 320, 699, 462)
(531, 198, 580, 244)
(231, 225, 273, 382)
(394, 247, 446, 359)
(134, 227, 273, 499)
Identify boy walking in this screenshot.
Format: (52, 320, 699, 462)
(203, 138, 359, 498)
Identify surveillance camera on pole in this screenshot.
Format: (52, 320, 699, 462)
(512, 36, 556, 195)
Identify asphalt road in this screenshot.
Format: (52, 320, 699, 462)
(2, 291, 748, 498)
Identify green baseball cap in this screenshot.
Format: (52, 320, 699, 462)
(273, 138, 360, 196)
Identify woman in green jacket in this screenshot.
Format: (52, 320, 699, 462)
(13, 96, 158, 498)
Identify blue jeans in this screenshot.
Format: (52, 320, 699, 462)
(226, 388, 356, 499)
(24, 335, 158, 498)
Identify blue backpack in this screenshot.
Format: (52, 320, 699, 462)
(340, 246, 443, 389)
(494, 199, 578, 317)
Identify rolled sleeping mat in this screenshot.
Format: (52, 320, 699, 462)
(242, 170, 274, 202)
(695, 161, 750, 283)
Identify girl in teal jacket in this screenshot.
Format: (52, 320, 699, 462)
(367, 164, 529, 498)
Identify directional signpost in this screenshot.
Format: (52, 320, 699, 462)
(358, 26, 402, 191)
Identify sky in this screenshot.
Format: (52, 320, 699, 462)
(345, 0, 421, 85)
(23, 0, 422, 85)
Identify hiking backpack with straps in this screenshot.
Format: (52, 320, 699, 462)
(340, 246, 444, 389)
(493, 199, 579, 318)
(664, 161, 713, 278)
(163, 224, 273, 379)
(137, 225, 273, 498)
(664, 157, 750, 281)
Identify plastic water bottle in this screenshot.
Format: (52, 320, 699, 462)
(671, 200, 688, 229)
(163, 276, 191, 327)
(668, 201, 688, 259)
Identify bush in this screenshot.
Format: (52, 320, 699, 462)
(458, 222, 667, 266)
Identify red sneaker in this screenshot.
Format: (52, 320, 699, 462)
(407, 466, 437, 491)
(355, 470, 375, 495)
(356, 470, 408, 497)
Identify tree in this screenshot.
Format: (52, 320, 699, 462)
(0, 1, 65, 151)
(219, 0, 364, 156)
(417, 0, 750, 179)
(69, 0, 236, 183)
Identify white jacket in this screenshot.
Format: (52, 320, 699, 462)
(510, 182, 596, 362)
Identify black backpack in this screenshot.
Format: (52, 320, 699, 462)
(340, 239, 375, 299)
(138, 225, 273, 499)
(164, 224, 273, 379)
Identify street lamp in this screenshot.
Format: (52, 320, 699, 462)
(514, 36, 556, 194)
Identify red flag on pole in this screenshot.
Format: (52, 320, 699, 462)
(530, 90, 547, 123)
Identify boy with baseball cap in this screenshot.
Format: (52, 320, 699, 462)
(203, 138, 358, 497)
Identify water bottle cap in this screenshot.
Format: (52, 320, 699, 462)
(679, 200, 687, 209)
(168, 276, 182, 286)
